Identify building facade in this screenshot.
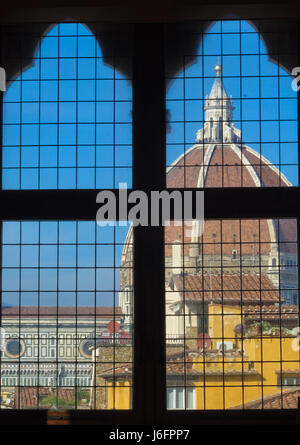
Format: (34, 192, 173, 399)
(0, 306, 123, 388)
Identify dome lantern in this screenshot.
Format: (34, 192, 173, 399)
(196, 62, 241, 143)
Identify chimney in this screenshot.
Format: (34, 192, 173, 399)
(189, 243, 199, 273)
(172, 240, 182, 275)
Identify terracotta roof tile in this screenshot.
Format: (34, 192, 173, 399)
(205, 145, 257, 188)
(101, 363, 132, 378)
(101, 355, 199, 378)
(232, 389, 300, 409)
(163, 143, 296, 256)
(14, 387, 74, 409)
(2, 306, 123, 317)
(243, 148, 290, 188)
(165, 219, 296, 257)
(166, 355, 198, 375)
(167, 144, 291, 189)
(166, 145, 206, 188)
(196, 370, 259, 376)
(244, 305, 298, 320)
(173, 272, 280, 303)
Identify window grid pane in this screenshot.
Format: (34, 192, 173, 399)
(0, 220, 133, 410)
(165, 19, 298, 188)
(165, 217, 299, 410)
(165, 18, 299, 411)
(2, 22, 133, 190)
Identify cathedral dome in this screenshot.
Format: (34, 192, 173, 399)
(165, 64, 295, 258)
(120, 65, 297, 302)
(167, 63, 292, 190)
(166, 143, 292, 189)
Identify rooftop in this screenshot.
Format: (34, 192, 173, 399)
(173, 272, 280, 304)
(232, 388, 300, 410)
(2, 306, 123, 318)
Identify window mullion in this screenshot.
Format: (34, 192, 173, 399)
(132, 23, 166, 423)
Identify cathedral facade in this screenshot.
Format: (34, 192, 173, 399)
(0, 306, 123, 388)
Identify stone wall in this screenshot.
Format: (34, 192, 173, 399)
(94, 344, 132, 409)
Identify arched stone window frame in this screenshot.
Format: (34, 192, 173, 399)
(0, 3, 299, 427)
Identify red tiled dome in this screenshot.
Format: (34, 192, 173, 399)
(123, 65, 296, 261)
(122, 141, 296, 261)
(166, 143, 292, 188)
(164, 142, 295, 256)
(122, 143, 297, 261)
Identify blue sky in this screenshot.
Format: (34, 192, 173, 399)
(2, 23, 132, 190)
(2, 221, 131, 307)
(166, 20, 298, 186)
(2, 23, 133, 307)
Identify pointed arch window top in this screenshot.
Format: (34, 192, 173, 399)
(2, 22, 133, 190)
(165, 19, 298, 188)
